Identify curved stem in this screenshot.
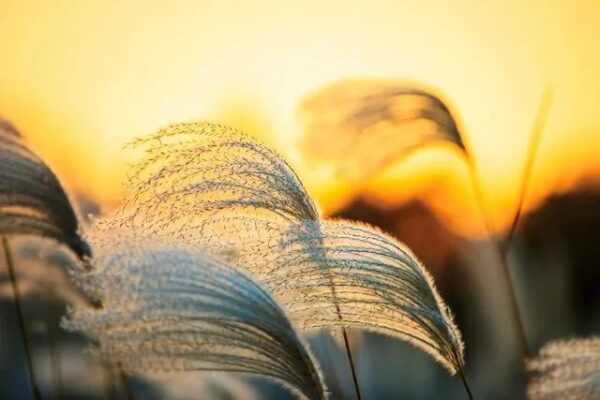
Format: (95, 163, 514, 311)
(464, 87, 552, 361)
(459, 366, 474, 400)
(503, 87, 553, 251)
(342, 328, 362, 400)
(307, 222, 362, 400)
(46, 295, 63, 400)
(2, 235, 42, 400)
(467, 160, 530, 359)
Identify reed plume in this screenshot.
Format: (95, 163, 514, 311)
(0, 119, 90, 258)
(0, 238, 90, 305)
(98, 120, 317, 263)
(297, 78, 464, 181)
(0, 119, 92, 399)
(123, 121, 317, 221)
(97, 121, 466, 399)
(298, 78, 542, 363)
(65, 235, 327, 400)
(272, 220, 464, 374)
(527, 337, 600, 400)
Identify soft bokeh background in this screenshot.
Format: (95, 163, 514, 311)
(1, 0, 599, 232)
(1, 1, 599, 399)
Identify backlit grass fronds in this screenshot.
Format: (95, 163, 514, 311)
(92, 219, 464, 375)
(96, 121, 320, 268)
(64, 238, 327, 400)
(98, 121, 465, 376)
(107, 121, 318, 238)
(94, 211, 281, 272)
(0, 120, 90, 258)
(527, 337, 600, 400)
(0, 237, 89, 305)
(298, 78, 464, 180)
(268, 220, 464, 375)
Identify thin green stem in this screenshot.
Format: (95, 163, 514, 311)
(2, 235, 42, 400)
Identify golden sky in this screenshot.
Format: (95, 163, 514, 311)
(1, 1, 599, 236)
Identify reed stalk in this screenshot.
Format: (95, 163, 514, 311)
(2, 235, 41, 400)
(465, 87, 553, 361)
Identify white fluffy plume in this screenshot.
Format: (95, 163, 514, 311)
(297, 78, 465, 181)
(0, 119, 90, 258)
(528, 337, 600, 400)
(64, 236, 327, 400)
(95, 121, 465, 375)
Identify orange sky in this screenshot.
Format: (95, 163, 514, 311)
(1, 1, 599, 236)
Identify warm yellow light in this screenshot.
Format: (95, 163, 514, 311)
(1, 1, 598, 235)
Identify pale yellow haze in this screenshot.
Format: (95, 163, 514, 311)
(1, 1, 599, 236)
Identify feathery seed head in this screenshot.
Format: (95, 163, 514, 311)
(0, 120, 90, 259)
(97, 121, 465, 377)
(528, 337, 600, 400)
(298, 78, 465, 181)
(65, 237, 328, 400)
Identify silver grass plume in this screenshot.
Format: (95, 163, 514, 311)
(0, 119, 90, 258)
(120, 121, 317, 223)
(299, 78, 536, 363)
(0, 237, 90, 305)
(271, 220, 464, 374)
(64, 236, 327, 400)
(97, 122, 465, 375)
(527, 337, 600, 400)
(297, 78, 464, 181)
(97, 121, 318, 263)
(95, 121, 361, 397)
(0, 118, 91, 400)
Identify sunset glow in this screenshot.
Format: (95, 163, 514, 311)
(1, 1, 599, 236)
